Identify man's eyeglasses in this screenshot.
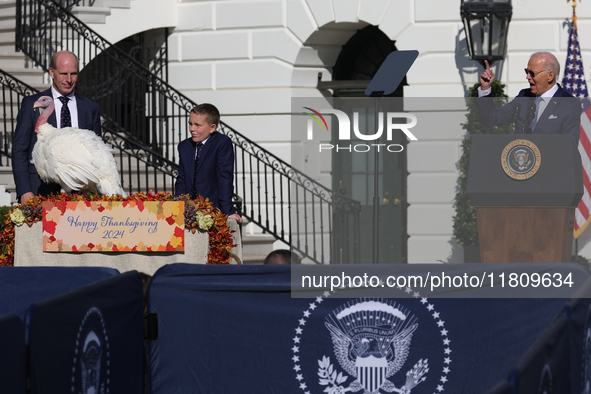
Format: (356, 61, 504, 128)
(524, 68, 549, 78)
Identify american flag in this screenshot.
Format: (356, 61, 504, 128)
(562, 19, 591, 238)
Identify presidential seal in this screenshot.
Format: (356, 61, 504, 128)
(293, 291, 452, 394)
(71, 307, 110, 394)
(582, 305, 591, 394)
(501, 139, 541, 180)
(538, 364, 553, 394)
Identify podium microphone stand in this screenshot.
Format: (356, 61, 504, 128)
(364, 50, 418, 264)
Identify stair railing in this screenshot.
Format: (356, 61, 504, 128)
(14, 0, 362, 264)
(0, 68, 179, 196)
(0, 69, 37, 166)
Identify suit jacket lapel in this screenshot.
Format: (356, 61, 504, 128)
(533, 86, 566, 132)
(48, 112, 57, 128)
(195, 133, 217, 176)
(75, 93, 86, 129)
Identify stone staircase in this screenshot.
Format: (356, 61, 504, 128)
(0, 2, 47, 88)
(240, 218, 277, 264)
(68, 0, 131, 24)
(0, 0, 278, 263)
(0, 1, 47, 204)
(0, 0, 136, 205)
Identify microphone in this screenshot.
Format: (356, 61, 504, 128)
(511, 102, 522, 123)
(524, 99, 536, 134)
(511, 103, 524, 134)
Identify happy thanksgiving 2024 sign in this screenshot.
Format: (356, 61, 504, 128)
(42, 201, 185, 252)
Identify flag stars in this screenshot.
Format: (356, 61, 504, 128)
(437, 384, 444, 392)
(444, 348, 452, 355)
(299, 382, 306, 389)
(432, 311, 440, 319)
(292, 346, 299, 353)
(443, 338, 451, 346)
(303, 311, 311, 318)
(405, 287, 412, 294)
(444, 357, 452, 364)
(296, 374, 303, 381)
(293, 336, 300, 343)
(299, 318, 306, 326)
(292, 355, 300, 363)
(437, 320, 445, 327)
(441, 328, 448, 336)
(309, 303, 317, 310)
(294, 365, 301, 372)
(413, 291, 420, 298)
(562, 22, 588, 100)
(443, 366, 451, 374)
(427, 304, 434, 311)
(295, 327, 303, 335)
(316, 297, 323, 303)
(421, 298, 428, 304)
(440, 376, 448, 383)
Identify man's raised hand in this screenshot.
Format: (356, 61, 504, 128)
(479, 60, 495, 91)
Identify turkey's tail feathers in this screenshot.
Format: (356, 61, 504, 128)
(97, 176, 127, 198)
(54, 162, 100, 192)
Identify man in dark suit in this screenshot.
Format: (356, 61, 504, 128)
(175, 104, 242, 223)
(476, 52, 581, 144)
(12, 51, 101, 204)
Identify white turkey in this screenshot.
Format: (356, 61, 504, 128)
(31, 96, 127, 197)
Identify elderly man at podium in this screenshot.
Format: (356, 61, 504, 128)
(476, 52, 581, 144)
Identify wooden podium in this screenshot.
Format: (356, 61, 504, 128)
(467, 135, 583, 263)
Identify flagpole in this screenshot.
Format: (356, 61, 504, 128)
(569, 0, 578, 29)
(564, 0, 590, 258)
(571, 1, 579, 97)
(570, 0, 579, 257)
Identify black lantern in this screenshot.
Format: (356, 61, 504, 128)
(461, 0, 512, 67)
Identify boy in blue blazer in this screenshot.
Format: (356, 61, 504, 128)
(175, 104, 242, 223)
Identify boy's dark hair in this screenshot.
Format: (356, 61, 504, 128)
(264, 249, 301, 265)
(191, 103, 220, 127)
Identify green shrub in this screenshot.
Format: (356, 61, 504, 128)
(453, 81, 512, 245)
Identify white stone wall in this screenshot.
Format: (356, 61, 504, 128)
(89, 0, 591, 262)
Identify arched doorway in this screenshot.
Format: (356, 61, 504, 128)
(331, 25, 408, 264)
